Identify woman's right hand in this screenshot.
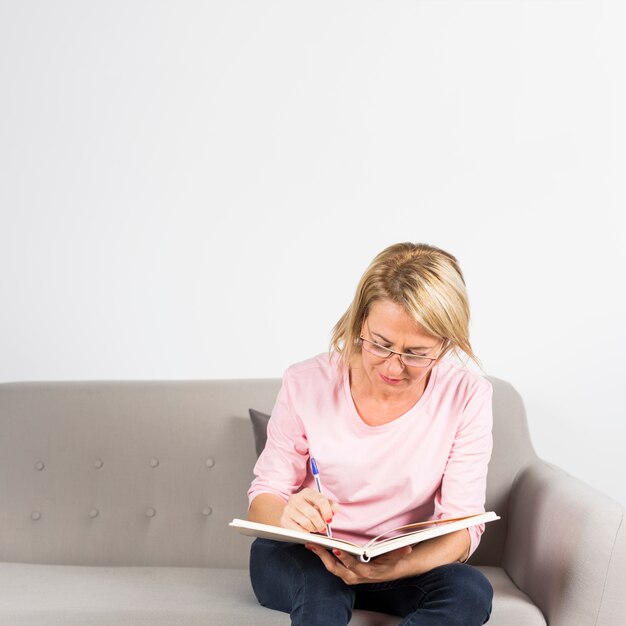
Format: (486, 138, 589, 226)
(279, 488, 340, 534)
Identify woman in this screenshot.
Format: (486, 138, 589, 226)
(247, 242, 494, 625)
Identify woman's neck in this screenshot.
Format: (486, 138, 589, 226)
(348, 361, 431, 424)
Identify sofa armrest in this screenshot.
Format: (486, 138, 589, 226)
(502, 459, 626, 626)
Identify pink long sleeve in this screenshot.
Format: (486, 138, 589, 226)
(248, 352, 493, 558)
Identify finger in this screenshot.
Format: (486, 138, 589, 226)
(293, 500, 330, 533)
(332, 549, 359, 571)
(306, 545, 349, 579)
(305, 544, 337, 570)
(282, 491, 330, 533)
(301, 489, 336, 528)
(282, 511, 320, 533)
(308, 545, 364, 585)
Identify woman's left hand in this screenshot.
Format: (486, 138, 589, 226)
(305, 543, 412, 584)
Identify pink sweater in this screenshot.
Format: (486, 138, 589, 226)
(248, 352, 493, 558)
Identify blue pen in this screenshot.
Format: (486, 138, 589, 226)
(310, 457, 332, 537)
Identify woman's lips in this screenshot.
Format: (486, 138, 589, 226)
(380, 374, 403, 385)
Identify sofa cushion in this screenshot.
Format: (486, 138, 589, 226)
(480, 566, 546, 625)
(248, 408, 271, 458)
(0, 562, 545, 625)
(0, 563, 281, 626)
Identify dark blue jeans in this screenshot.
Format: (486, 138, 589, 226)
(250, 538, 493, 626)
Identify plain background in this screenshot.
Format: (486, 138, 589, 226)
(1, 1, 624, 508)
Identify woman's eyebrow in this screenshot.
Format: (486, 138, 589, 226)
(371, 331, 434, 351)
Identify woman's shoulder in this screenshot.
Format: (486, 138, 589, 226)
(278, 353, 345, 406)
(285, 351, 342, 377)
(433, 357, 492, 396)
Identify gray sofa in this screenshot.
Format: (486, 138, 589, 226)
(0, 376, 624, 625)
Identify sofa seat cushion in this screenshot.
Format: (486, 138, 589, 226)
(480, 566, 546, 625)
(0, 563, 544, 625)
(0, 564, 278, 626)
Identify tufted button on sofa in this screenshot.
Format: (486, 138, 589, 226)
(0, 378, 624, 625)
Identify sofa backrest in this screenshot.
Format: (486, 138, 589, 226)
(0, 379, 281, 568)
(475, 376, 538, 565)
(0, 375, 536, 568)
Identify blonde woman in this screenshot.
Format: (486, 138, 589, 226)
(247, 242, 494, 625)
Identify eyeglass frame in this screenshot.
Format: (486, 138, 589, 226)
(358, 334, 447, 368)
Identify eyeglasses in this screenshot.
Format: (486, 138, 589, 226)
(359, 336, 446, 368)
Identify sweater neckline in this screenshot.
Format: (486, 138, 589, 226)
(342, 360, 439, 431)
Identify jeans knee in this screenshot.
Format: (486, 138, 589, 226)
(249, 539, 304, 611)
(249, 538, 354, 620)
(446, 563, 493, 621)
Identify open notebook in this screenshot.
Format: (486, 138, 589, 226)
(230, 511, 499, 563)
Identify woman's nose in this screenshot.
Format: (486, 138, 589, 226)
(386, 353, 405, 374)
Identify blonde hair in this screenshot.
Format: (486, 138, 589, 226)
(330, 242, 480, 369)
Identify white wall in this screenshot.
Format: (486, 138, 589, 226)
(1, 1, 624, 507)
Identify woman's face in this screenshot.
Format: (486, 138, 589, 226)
(358, 300, 443, 395)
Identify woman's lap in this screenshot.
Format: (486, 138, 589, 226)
(249, 538, 492, 626)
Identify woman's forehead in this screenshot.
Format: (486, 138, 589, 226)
(365, 301, 437, 342)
